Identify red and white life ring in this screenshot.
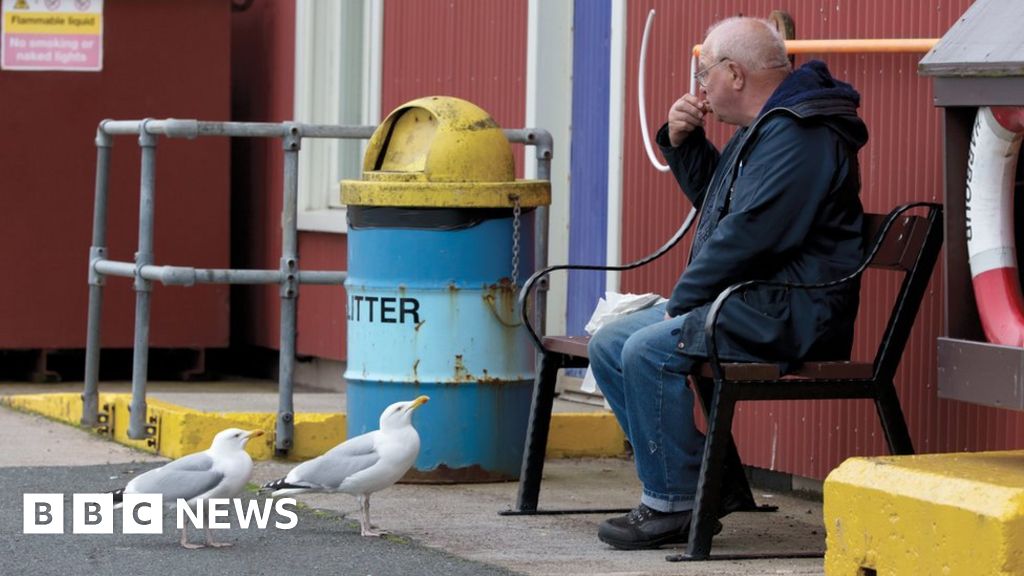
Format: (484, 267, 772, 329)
(966, 106, 1024, 346)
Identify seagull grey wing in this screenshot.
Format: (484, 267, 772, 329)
(127, 453, 224, 501)
(161, 452, 216, 472)
(289, 433, 381, 489)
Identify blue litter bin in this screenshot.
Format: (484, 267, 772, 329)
(341, 96, 551, 482)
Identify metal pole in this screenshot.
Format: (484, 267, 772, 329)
(503, 129, 554, 382)
(276, 124, 301, 453)
(529, 130, 553, 339)
(128, 120, 158, 440)
(101, 119, 380, 140)
(92, 260, 347, 286)
(81, 118, 553, 453)
(82, 123, 113, 427)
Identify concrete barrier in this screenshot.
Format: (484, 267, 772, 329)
(825, 451, 1024, 575)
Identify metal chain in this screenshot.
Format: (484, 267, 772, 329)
(511, 195, 521, 287)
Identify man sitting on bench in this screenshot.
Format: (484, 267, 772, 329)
(590, 16, 868, 550)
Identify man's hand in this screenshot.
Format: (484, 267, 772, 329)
(667, 94, 710, 147)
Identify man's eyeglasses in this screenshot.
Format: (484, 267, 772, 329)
(694, 58, 729, 88)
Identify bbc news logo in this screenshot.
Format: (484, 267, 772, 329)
(23, 494, 298, 534)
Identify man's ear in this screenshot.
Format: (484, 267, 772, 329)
(728, 62, 745, 90)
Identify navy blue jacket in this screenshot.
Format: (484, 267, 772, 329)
(656, 60, 867, 372)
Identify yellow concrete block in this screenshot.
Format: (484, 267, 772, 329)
(546, 412, 626, 458)
(824, 451, 1024, 576)
(289, 413, 346, 461)
(145, 404, 274, 460)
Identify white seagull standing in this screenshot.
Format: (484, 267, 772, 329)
(262, 395, 428, 536)
(112, 427, 264, 549)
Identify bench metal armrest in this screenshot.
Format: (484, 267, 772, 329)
(518, 207, 698, 351)
(704, 202, 938, 381)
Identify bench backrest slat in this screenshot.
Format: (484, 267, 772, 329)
(866, 206, 944, 380)
(864, 212, 930, 272)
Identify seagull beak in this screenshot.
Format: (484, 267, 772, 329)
(245, 430, 265, 439)
(409, 395, 429, 411)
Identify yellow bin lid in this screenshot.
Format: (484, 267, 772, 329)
(341, 96, 550, 208)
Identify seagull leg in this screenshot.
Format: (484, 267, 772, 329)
(180, 525, 204, 549)
(204, 526, 233, 548)
(359, 494, 385, 537)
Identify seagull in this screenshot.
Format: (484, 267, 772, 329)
(262, 395, 428, 537)
(112, 427, 264, 549)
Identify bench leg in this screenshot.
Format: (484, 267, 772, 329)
(513, 351, 562, 512)
(874, 379, 914, 455)
(691, 377, 758, 514)
(685, 378, 738, 560)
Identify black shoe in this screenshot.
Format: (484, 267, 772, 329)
(597, 504, 723, 550)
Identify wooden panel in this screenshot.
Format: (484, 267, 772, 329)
(919, 0, 1024, 76)
(543, 335, 591, 358)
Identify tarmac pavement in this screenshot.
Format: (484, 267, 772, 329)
(0, 391, 827, 576)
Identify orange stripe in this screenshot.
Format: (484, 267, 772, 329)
(692, 38, 938, 57)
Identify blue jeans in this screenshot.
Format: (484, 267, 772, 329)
(588, 304, 704, 513)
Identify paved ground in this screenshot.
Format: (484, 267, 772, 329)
(0, 394, 827, 576)
(0, 462, 515, 576)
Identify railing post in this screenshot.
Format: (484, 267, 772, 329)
(82, 121, 113, 428)
(276, 123, 301, 454)
(128, 119, 158, 440)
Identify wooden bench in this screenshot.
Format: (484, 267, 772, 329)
(505, 202, 944, 561)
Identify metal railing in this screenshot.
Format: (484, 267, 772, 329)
(82, 118, 552, 454)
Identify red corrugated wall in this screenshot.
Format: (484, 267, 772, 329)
(381, 0, 528, 176)
(231, 0, 527, 360)
(0, 0, 231, 349)
(621, 0, 1024, 480)
(231, 0, 299, 355)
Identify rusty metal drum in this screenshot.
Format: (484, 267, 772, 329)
(342, 96, 550, 482)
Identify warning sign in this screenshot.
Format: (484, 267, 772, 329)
(1, 0, 103, 71)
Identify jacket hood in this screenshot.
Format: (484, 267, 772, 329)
(761, 60, 869, 149)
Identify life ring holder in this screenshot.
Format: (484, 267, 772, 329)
(965, 106, 1024, 346)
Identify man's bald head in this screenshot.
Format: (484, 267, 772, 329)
(702, 17, 789, 71)
(697, 17, 792, 127)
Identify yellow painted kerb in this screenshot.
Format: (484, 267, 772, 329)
(1, 393, 626, 461)
(0, 393, 343, 462)
(824, 451, 1024, 576)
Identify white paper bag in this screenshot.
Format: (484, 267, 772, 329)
(581, 292, 667, 394)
